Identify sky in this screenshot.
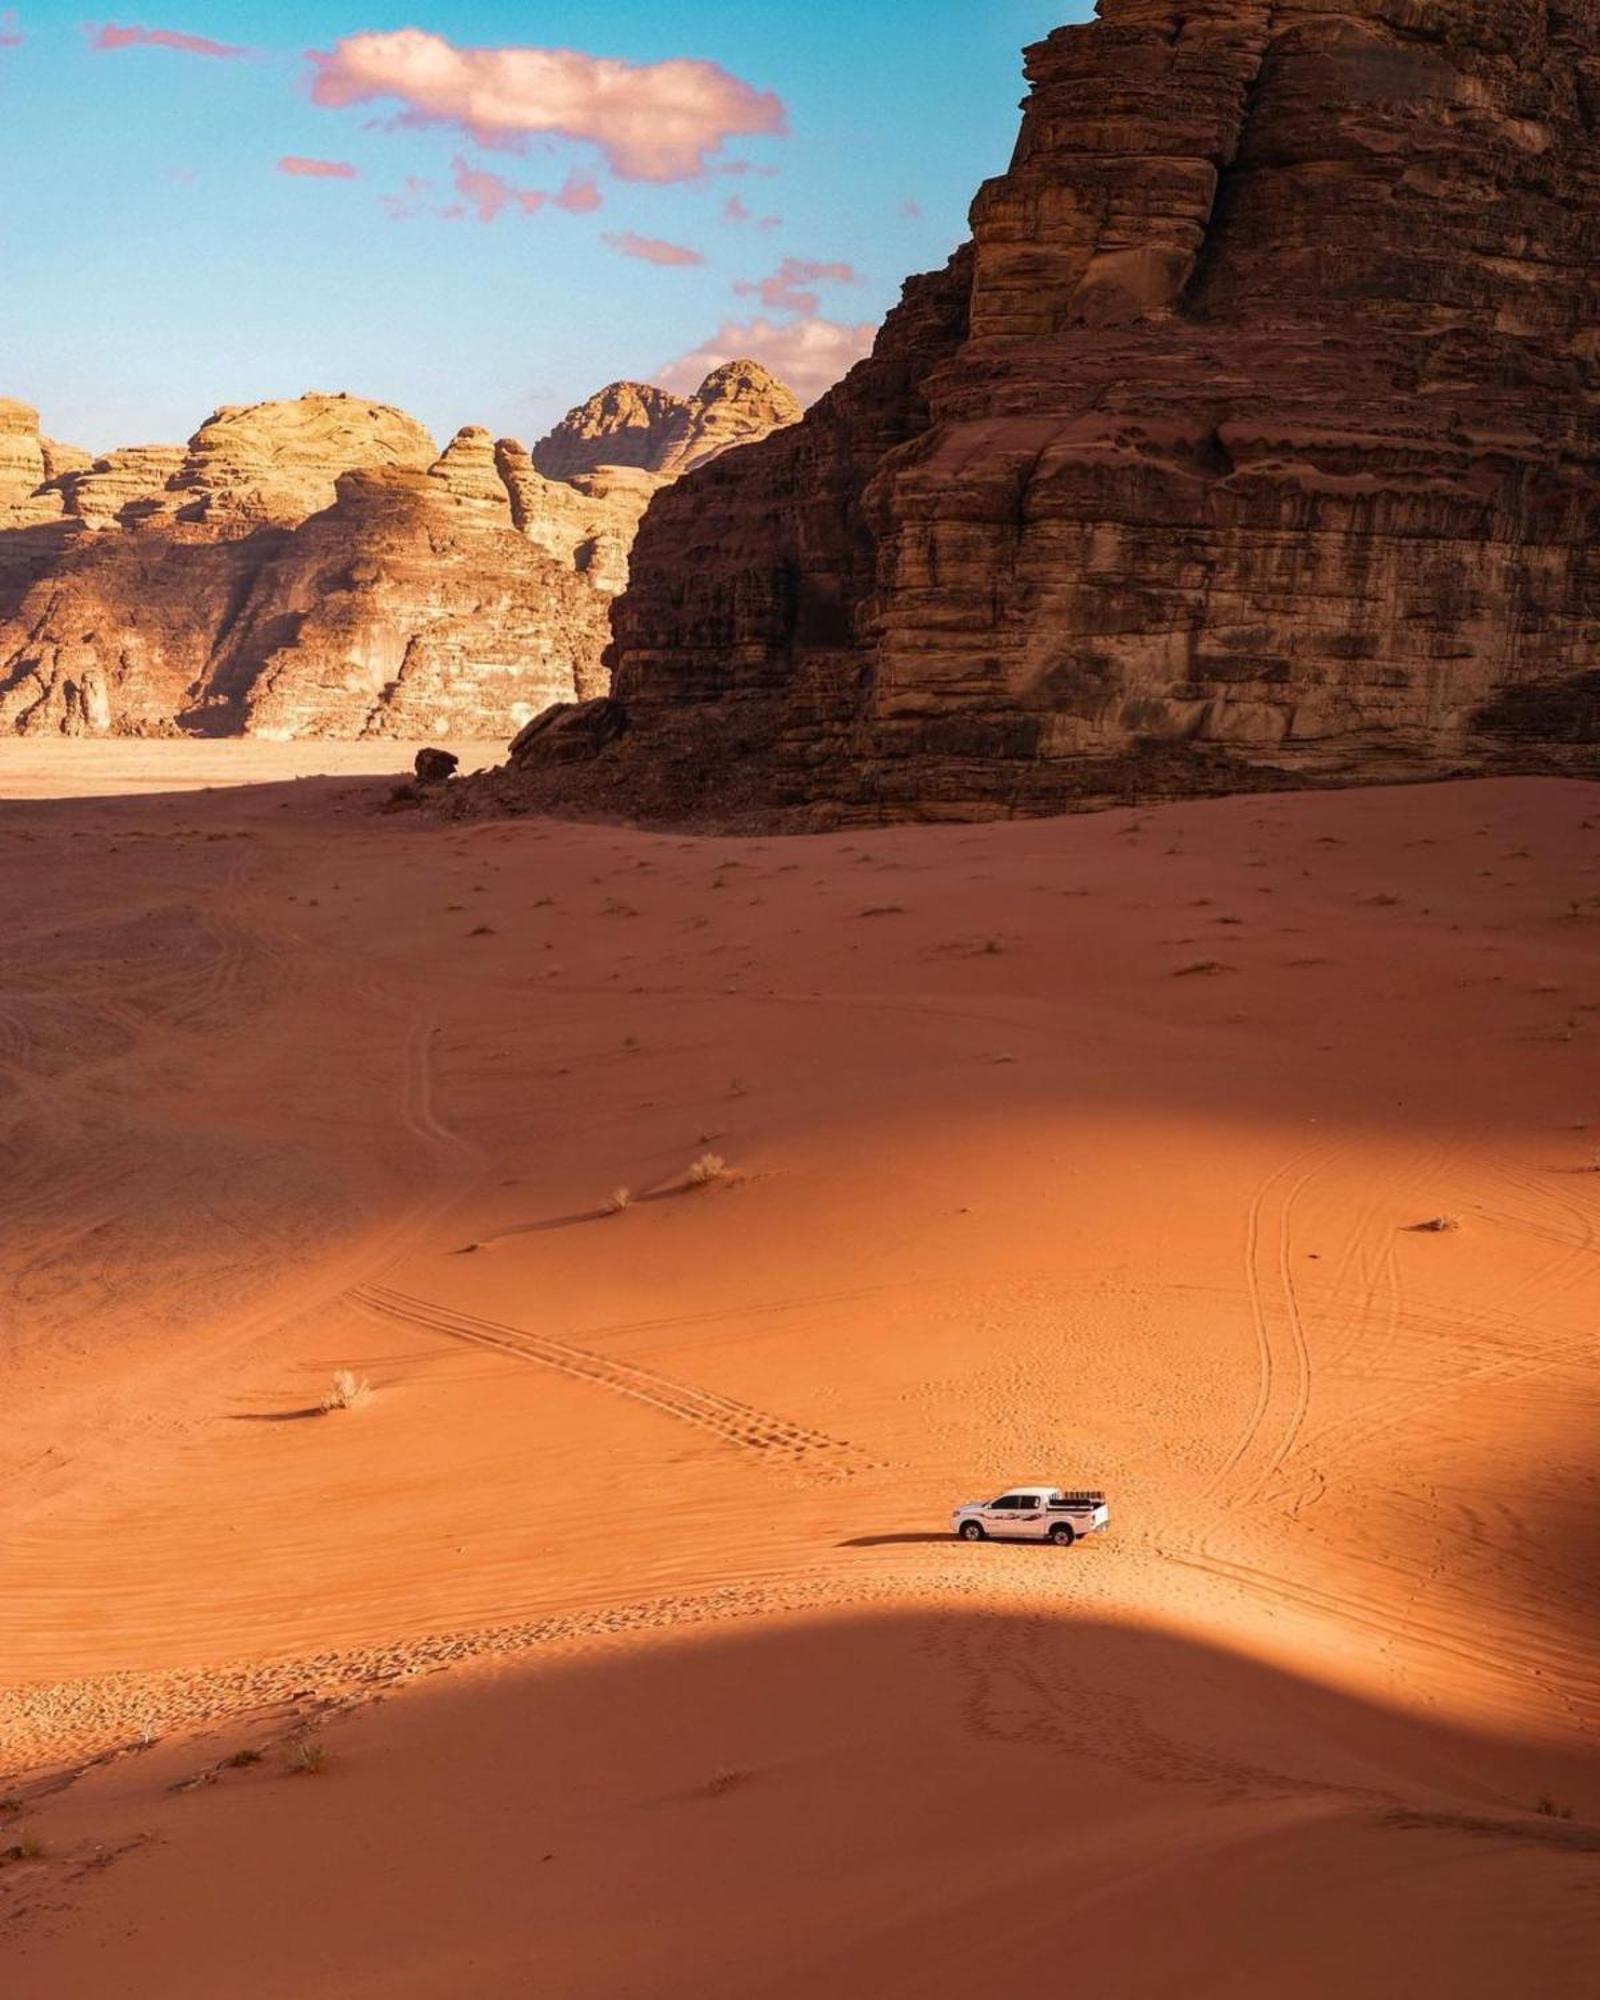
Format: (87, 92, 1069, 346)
(0, 3, 1092, 453)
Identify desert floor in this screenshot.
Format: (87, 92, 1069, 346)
(1, 746, 1597, 1996)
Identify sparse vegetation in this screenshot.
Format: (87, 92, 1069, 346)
(1409, 1216, 1461, 1233)
(687, 1153, 728, 1188)
(2, 1839, 45, 1863)
(468, 923, 496, 937)
(223, 1748, 263, 1769)
(705, 1766, 750, 1797)
(0, 1795, 21, 1814)
(608, 1187, 632, 1214)
(1535, 1795, 1575, 1820)
(320, 1369, 372, 1414)
(1174, 959, 1232, 978)
(284, 1739, 328, 1776)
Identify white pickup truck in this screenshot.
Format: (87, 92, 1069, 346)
(951, 1486, 1109, 1547)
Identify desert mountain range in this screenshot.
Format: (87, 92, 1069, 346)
(0, 362, 799, 741)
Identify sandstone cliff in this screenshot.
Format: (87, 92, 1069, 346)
(536, 1, 1600, 822)
(0, 368, 795, 739)
(533, 361, 801, 484)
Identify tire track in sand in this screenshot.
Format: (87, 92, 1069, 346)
(349, 1282, 876, 1479)
(1201, 1147, 1326, 1523)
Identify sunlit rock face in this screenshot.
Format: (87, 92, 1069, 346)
(589, 0, 1600, 820)
(0, 370, 797, 739)
(532, 362, 801, 483)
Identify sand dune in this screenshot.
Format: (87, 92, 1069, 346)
(1, 752, 1596, 1992)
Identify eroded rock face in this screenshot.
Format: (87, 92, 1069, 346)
(589, 1, 1600, 820)
(202, 468, 610, 741)
(0, 368, 795, 738)
(533, 362, 801, 483)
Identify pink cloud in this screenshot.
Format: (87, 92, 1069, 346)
(603, 231, 704, 268)
(278, 155, 357, 180)
(735, 256, 858, 317)
(450, 154, 545, 222)
(658, 315, 876, 406)
(554, 169, 601, 214)
(0, 9, 22, 47)
(306, 30, 785, 183)
(88, 21, 252, 58)
(723, 193, 750, 224)
(382, 173, 433, 222)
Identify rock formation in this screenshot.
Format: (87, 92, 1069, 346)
(533, 361, 801, 484)
(0, 367, 797, 738)
(533, 1, 1600, 822)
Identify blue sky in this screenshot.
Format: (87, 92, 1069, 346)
(0, 3, 1091, 452)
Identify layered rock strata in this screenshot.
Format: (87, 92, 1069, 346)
(554, 1, 1600, 821)
(0, 367, 796, 738)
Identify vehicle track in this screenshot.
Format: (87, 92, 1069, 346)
(1287, 1158, 1597, 1472)
(1164, 1548, 1600, 1734)
(1201, 1147, 1326, 1521)
(349, 1282, 876, 1477)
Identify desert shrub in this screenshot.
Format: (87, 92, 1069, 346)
(321, 1370, 372, 1414)
(608, 1187, 632, 1214)
(687, 1153, 727, 1188)
(284, 1740, 328, 1776)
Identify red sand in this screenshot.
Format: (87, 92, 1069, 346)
(1, 753, 1596, 1994)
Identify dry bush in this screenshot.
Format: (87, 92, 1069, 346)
(284, 1740, 328, 1776)
(321, 1369, 372, 1414)
(687, 1153, 728, 1189)
(705, 1766, 750, 1797)
(608, 1187, 632, 1214)
(1536, 1795, 1575, 1820)
(1409, 1216, 1461, 1233)
(2, 1839, 45, 1863)
(1174, 959, 1232, 978)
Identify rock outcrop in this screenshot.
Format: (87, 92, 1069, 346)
(532, 362, 801, 483)
(0, 368, 796, 738)
(553, 1, 1600, 822)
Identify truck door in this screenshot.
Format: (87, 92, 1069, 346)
(983, 1496, 1018, 1537)
(1013, 1494, 1048, 1539)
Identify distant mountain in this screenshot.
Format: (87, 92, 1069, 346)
(0, 366, 799, 740)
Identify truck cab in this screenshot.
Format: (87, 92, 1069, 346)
(951, 1485, 1109, 1546)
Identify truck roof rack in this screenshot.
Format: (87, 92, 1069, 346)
(1050, 1490, 1107, 1507)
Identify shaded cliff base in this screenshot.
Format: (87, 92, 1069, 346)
(458, 706, 1600, 833)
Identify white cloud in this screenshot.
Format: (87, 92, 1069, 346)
(658, 316, 876, 405)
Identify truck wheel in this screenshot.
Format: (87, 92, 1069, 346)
(1048, 1522, 1076, 1547)
(959, 1520, 986, 1542)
